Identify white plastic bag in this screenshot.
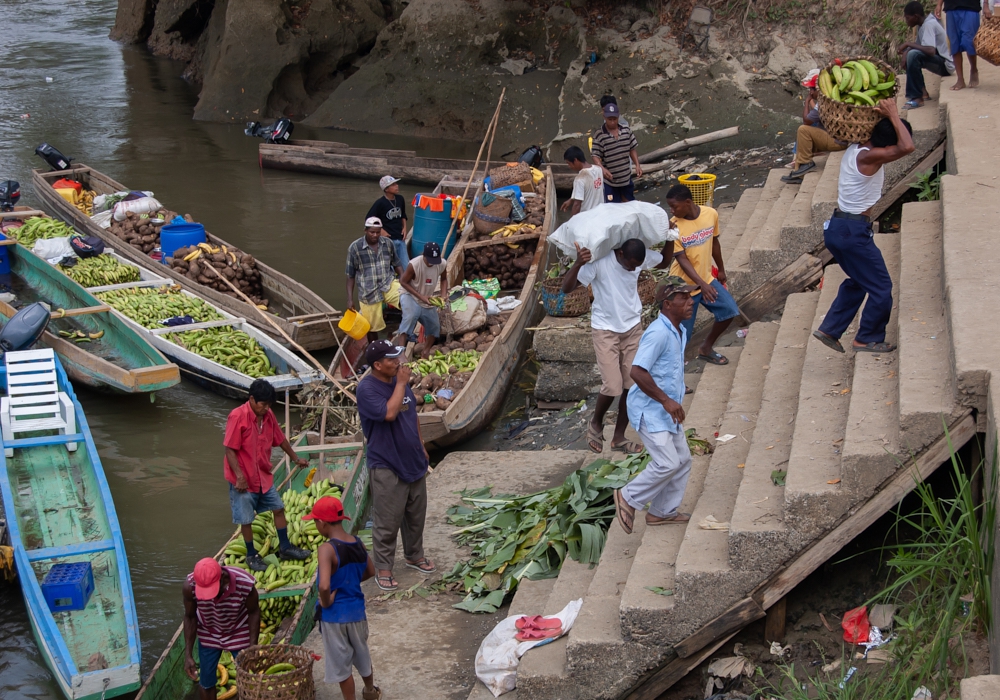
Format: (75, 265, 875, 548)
(113, 196, 162, 222)
(549, 200, 678, 262)
(91, 210, 114, 229)
(474, 598, 583, 696)
(33, 237, 76, 264)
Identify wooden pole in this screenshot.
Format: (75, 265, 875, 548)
(318, 396, 329, 469)
(764, 596, 787, 644)
(637, 126, 740, 164)
(440, 90, 506, 258)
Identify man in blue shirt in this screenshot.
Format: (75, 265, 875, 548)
(356, 340, 435, 592)
(614, 277, 697, 534)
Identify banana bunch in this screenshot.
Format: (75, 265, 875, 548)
(74, 190, 96, 216)
(818, 59, 896, 107)
(95, 286, 223, 328)
(410, 349, 481, 376)
(193, 651, 237, 699)
(172, 326, 277, 378)
(58, 254, 141, 288)
(183, 242, 239, 265)
(11, 217, 75, 248)
(57, 329, 105, 344)
(427, 296, 446, 308)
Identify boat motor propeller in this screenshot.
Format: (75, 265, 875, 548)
(34, 143, 73, 171)
(244, 118, 294, 144)
(0, 181, 20, 212)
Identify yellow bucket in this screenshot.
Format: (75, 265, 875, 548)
(678, 173, 717, 207)
(338, 308, 370, 341)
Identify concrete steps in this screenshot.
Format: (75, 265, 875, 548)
(746, 180, 800, 275)
(719, 187, 762, 261)
(728, 169, 786, 279)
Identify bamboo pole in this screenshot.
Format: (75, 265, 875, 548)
(318, 395, 329, 469)
(637, 126, 740, 164)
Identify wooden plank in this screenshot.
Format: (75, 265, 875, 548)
(148, 318, 242, 335)
(0, 210, 47, 219)
(622, 633, 739, 700)
(50, 305, 111, 318)
(291, 442, 364, 455)
(736, 253, 824, 321)
(765, 596, 787, 643)
(673, 596, 765, 658)
(0, 239, 19, 246)
(870, 140, 945, 220)
(25, 539, 116, 562)
(461, 231, 542, 250)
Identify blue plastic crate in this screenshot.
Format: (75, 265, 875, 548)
(41, 562, 94, 612)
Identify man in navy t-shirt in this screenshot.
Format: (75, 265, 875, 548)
(356, 339, 435, 592)
(367, 176, 410, 269)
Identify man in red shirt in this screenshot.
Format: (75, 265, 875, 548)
(224, 379, 311, 571)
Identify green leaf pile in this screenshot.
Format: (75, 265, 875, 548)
(442, 452, 649, 613)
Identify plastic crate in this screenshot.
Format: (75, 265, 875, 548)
(41, 562, 94, 612)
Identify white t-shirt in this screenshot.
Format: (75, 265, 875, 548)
(917, 15, 955, 74)
(571, 165, 606, 213)
(577, 248, 663, 333)
(405, 256, 447, 308)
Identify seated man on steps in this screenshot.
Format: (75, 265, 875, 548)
(813, 101, 913, 355)
(783, 68, 846, 183)
(898, 2, 954, 109)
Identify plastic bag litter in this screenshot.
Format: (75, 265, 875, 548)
(91, 210, 114, 229)
(33, 237, 75, 264)
(474, 598, 582, 697)
(548, 200, 678, 263)
(842, 605, 870, 644)
(485, 297, 522, 315)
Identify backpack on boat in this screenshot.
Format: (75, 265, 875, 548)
(70, 236, 106, 258)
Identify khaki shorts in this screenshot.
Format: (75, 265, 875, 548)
(359, 279, 402, 333)
(592, 323, 643, 397)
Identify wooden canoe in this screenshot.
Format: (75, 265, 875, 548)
(0, 355, 141, 700)
(414, 168, 554, 448)
(259, 139, 577, 192)
(84, 260, 324, 400)
(135, 440, 368, 700)
(31, 166, 343, 351)
(0, 219, 180, 394)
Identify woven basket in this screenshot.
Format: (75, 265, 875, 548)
(637, 270, 657, 306)
(541, 277, 591, 317)
(236, 644, 314, 700)
(473, 195, 512, 235)
(490, 162, 532, 190)
(816, 56, 898, 144)
(975, 17, 1000, 67)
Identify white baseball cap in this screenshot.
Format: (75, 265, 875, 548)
(379, 175, 400, 190)
(365, 216, 383, 228)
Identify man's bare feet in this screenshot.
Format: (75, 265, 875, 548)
(970, 70, 980, 88)
(951, 80, 967, 91)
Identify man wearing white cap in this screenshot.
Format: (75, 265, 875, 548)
(346, 217, 404, 341)
(783, 68, 847, 183)
(367, 176, 409, 269)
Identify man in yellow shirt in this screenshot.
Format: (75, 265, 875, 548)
(664, 184, 740, 365)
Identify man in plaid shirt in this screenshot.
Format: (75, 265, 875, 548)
(346, 216, 404, 342)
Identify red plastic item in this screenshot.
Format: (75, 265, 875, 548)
(841, 606, 870, 644)
(52, 178, 82, 192)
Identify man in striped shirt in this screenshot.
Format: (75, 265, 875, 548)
(591, 102, 642, 202)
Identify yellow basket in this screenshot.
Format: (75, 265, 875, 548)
(337, 308, 370, 341)
(678, 173, 717, 207)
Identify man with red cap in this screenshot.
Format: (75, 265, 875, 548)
(783, 68, 847, 183)
(183, 558, 260, 699)
(305, 496, 380, 700)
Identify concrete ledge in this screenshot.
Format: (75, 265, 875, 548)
(534, 361, 601, 402)
(960, 675, 1000, 700)
(533, 324, 597, 363)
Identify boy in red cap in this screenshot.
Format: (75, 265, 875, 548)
(305, 496, 380, 700)
(182, 557, 260, 699)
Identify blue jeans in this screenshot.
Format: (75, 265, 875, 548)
(399, 293, 441, 342)
(229, 483, 284, 525)
(199, 645, 241, 689)
(817, 217, 892, 344)
(681, 279, 740, 341)
(905, 50, 951, 100)
(391, 238, 410, 270)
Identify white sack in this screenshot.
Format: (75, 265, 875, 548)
(33, 237, 76, 264)
(113, 196, 162, 222)
(549, 200, 678, 262)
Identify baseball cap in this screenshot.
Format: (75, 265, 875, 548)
(655, 275, 698, 302)
(302, 496, 348, 523)
(364, 216, 383, 229)
(603, 103, 620, 118)
(801, 68, 821, 88)
(379, 175, 401, 190)
(423, 241, 442, 265)
(365, 338, 404, 365)
(193, 558, 222, 600)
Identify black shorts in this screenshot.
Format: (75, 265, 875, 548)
(603, 180, 635, 203)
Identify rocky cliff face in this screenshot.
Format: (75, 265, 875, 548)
(111, 0, 874, 154)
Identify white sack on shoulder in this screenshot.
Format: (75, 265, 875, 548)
(548, 200, 678, 262)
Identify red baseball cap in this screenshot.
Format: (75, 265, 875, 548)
(193, 558, 222, 600)
(302, 496, 347, 523)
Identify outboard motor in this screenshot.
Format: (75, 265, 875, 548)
(244, 118, 294, 144)
(34, 143, 73, 171)
(518, 145, 544, 169)
(0, 303, 50, 354)
(0, 181, 20, 212)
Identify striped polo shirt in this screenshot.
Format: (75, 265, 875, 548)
(188, 566, 256, 650)
(592, 123, 638, 187)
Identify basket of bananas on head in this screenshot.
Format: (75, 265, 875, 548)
(816, 56, 898, 144)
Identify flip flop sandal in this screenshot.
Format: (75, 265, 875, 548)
(405, 558, 436, 574)
(685, 386, 693, 395)
(375, 574, 398, 591)
(587, 424, 605, 454)
(516, 615, 563, 630)
(646, 512, 691, 526)
(812, 330, 845, 353)
(611, 440, 643, 454)
(854, 341, 896, 353)
(362, 686, 382, 700)
(515, 626, 563, 642)
(697, 351, 729, 365)
(613, 489, 634, 535)
(903, 99, 922, 109)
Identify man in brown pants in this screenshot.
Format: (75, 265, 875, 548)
(783, 68, 847, 183)
(356, 340, 435, 591)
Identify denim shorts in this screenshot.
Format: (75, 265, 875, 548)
(603, 180, 635, 202)
(229, 483, 284, 525)
(199, 645, 241, 689)
(399, 293, 441, 342)
(681, 279, 740, 340)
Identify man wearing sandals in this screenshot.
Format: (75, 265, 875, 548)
(562, 239, 670, 455)
(356, 340, 436, 592)
(813, 102, 913, 355)
(614, 277, 698, 533)
(665, 184, 740, 366)
(899, 2, 954, 110)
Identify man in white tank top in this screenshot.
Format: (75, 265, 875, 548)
(813, 100, 914, 355)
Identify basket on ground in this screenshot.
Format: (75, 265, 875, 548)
(472, 195, 513, 235)
(816, 56, 897, 144)
(489, 162, 532, 190)
(541, 276, 591, 317)
(235, 644, 314, 700)
(637, 270, 658, 306)
(677, 173, 716, 206)
(975, 17, 1000, 67)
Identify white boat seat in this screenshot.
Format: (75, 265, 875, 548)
(1, 349, 76, 458)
